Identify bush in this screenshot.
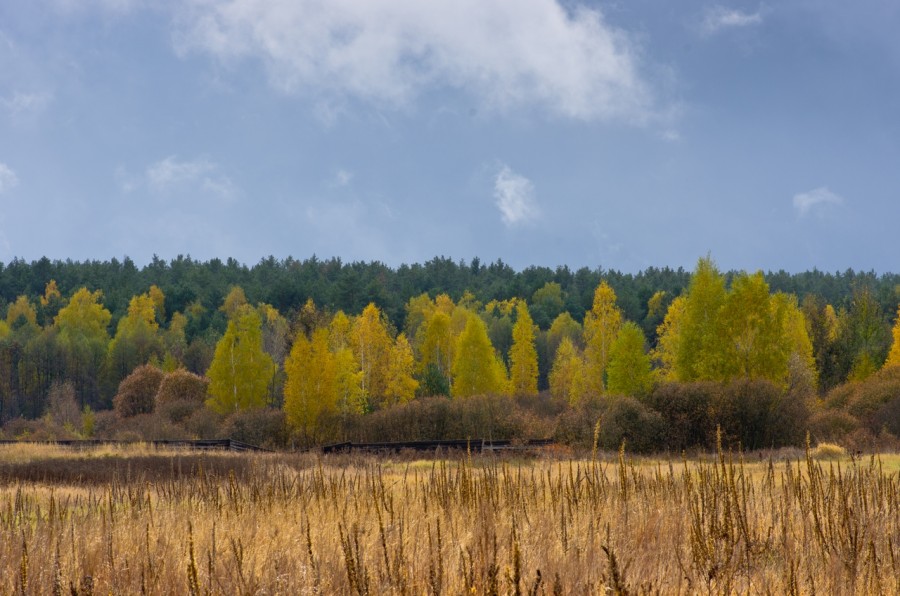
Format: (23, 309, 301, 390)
(646, 382, 718, 451)
(46, 381, 81, 429)
(553, 396, 604, 448)
(345, 392, 566, 444)
(712, 378, 808, 450)
(810, 442, 846, 460)
(807, 409, 859, 444)
(113, 365, 164, 418)
(222, 408, 288, 449)
(157, 398, 203, 424)
(156, 369, 209, 406)
(597, 396, 666, 454)
(184, 407, 224, 439)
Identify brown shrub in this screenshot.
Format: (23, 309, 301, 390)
(156, 369, 209, 406)
(113, 365, 164, 418)
(222, 407, 288, 449)
(646, 382, 718, 451)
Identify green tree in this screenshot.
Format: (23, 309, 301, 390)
(206, 306, 275, 414)
(531, 282, 564, 330)
(606, 321, 653, 397)
(509, 301, 538, 395)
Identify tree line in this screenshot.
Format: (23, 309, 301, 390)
(1, 255, 899, 450)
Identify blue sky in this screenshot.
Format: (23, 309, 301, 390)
(1, 0, 898, 273)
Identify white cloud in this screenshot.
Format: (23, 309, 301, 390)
(0, 163, 19, 193)
(331, 169, 354, 188)
(701, 6, 763, 35)
(52, 0, 145, 15)
(793, 186, 844, 217)
(1, 91, 52, 116)
(174, 0, 654, 122)
(494, 165, 539, 227)
(145, 155, 236, 199)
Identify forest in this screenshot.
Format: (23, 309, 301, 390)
(1, 254, 899, 452)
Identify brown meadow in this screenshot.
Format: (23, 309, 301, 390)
(0, 441, 898, 594)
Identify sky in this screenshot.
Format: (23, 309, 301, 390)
(1, 0, 898, 273)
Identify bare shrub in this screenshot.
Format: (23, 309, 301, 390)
(46, 381, 81, 429)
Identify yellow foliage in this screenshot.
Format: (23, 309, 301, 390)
(385, 333, 418, 405)
(583, 281, 622, 395)
(6, 295, 38, 328)
(886, 305, 900, 369)
(452, 314, 507, 398)
(284, 328, 337, 438)
(549, 337, 586, 405)
(509, 301, 538, 395)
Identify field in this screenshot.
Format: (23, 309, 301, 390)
(1, 442, 899, 594)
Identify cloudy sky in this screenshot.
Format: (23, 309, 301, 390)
(1, 1, 898, 272)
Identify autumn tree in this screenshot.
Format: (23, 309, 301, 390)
(652, 295, 685, 382)
(106, 291, 164, 390)
(283, 327, 336, 441)
(163, 312, 189, 370)
(509, 301, 538, 395)
(549, 337, 586, 404)
(206, 305, 276, 414)
(674, 256, 727, 381)
(582, 281, 623, 395)
(606, 321, 653, 398)
(452, 314, 508, 398)
(329, 312, 365, 414)
(418, 310, 453, 380)
(38, 280, 66, 326)
(716, 272, 789, 382)
(351, 303, 393, 410)
(55, 288, 112, 407)
(886, 305, 900, 369)
(385, 333, 418, 405)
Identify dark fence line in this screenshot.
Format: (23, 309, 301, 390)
(0, 438, 271, 453)
(321, 438, 555, 454)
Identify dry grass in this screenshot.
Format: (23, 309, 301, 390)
(0, 440, 898, 594)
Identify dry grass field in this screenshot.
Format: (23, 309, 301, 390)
(1, 440, 899, 594)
